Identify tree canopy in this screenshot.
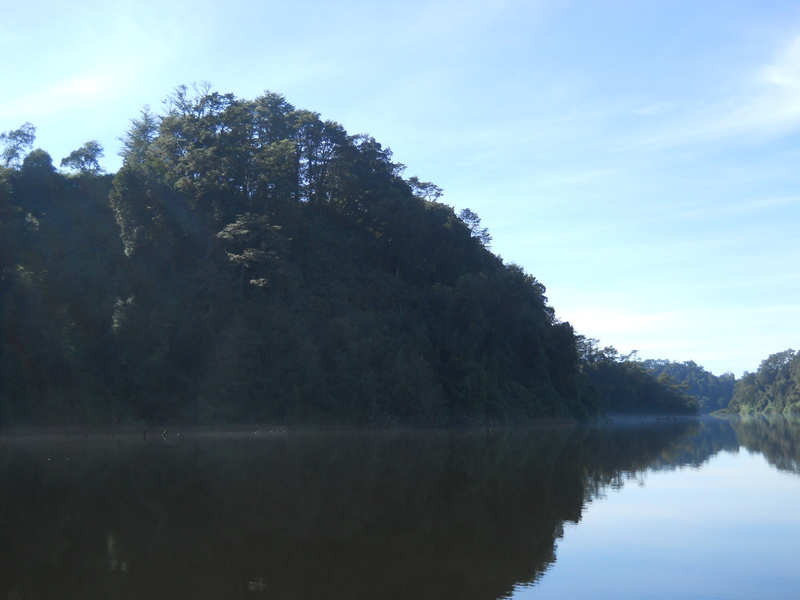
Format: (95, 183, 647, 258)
(61, 140, 105, 175)
(0, 122, 36, 168)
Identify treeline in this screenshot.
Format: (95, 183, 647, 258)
(637, 349, 800, 416)
(0, 86, 697, 426)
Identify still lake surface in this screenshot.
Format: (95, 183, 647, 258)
(1, 416, 798, 599)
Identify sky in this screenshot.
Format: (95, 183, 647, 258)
(3, 0, 800, 376)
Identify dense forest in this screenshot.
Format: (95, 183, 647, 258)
(1, 86, 700, 426)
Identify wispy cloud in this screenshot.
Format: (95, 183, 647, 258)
(761, 35, 800, 90)
(619, 33, 800, 151)
(7, 73, 118, 118)
(633, 102, 679, 117)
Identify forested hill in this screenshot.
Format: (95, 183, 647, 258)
(727, 349, 800, 414)
(0, 86, 695, 426)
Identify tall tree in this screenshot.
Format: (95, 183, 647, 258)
(61, 141, 105, 174)
(459, 208, 492, 248)
(119, 107, 159, 164)
(0, 123, 36, 168)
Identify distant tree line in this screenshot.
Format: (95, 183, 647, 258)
(636, 349, 800, 416)
(1, 86, 700, 426)
(576, 340, 698, 415)
(640, 358, 736, 414)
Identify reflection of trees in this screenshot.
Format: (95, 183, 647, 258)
(0, 421, 703, 600)
(568, 420, 700, 501)
(649, 417, 740, 471)
(730, 415, 800, 475)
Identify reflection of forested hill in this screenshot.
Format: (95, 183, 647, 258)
(0, 423, 694, 600)
(600, 416, 800, 478)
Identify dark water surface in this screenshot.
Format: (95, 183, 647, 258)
(1, 417, 798, 600)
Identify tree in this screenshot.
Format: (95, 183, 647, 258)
(217, 213, 286, 291)
(407, 176, 443, 202)
(119, 107, 159, 164)
(60, 141, 105, 174)
(0, 122, 36, 168)
(459, 208, 492, 248)
(292, 111, 348, 205)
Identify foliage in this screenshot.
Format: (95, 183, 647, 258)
(0, 148, 121, 424)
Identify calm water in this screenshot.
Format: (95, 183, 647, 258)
(1, 417, 798, 600)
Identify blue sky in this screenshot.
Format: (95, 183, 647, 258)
(3, 0, 800, 376)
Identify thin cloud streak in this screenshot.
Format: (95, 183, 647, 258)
(612, 34, 800, 153)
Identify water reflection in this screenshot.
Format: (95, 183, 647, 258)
(731, 416, 800, 475)
(0, 417, 797, 600)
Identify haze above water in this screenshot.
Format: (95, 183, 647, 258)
(1, 417, 799, 600)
